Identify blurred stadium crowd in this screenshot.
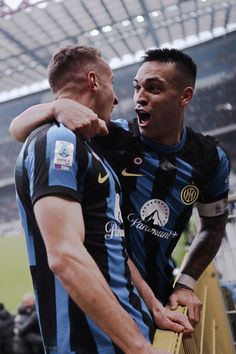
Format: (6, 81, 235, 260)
(0, 293, 43, 354)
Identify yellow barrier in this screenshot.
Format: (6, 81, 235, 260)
(153, 262, 235, 354)
(153, 306, 186, 353)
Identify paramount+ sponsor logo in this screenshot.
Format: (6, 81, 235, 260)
(127, 199, 178, 240)
(180, 185, 199, 205)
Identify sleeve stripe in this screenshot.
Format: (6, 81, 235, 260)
(32, 186, 82, 206)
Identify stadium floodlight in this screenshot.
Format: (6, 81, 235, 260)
(136, 15, 144, 23)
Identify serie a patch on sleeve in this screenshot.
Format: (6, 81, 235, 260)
(53, 140, 74, 171)
(197, 197, 228, 217)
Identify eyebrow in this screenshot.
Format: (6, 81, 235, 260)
(133, 76, 166, 84)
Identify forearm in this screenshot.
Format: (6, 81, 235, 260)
(180, 213, 227, 281)
(9, 98, 108, 142)
(9, 102, 54, 141)
(128, 258, 193, 334)
(35, 197, 150, 354)
(128, 257, 160, 311)
(53, 249, 149, 353)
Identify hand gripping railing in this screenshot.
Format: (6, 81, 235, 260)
(153, 262, 235, 354)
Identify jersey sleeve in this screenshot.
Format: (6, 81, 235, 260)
(197, 146, 230, 217)
(26, 124, 87, 206)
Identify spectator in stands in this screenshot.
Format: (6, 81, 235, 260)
(10, 47, 230, 329)
(0, 303, 14, 354)
(13, 293, 43, 354)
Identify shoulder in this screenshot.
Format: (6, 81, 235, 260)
(183, 127, 229, 171)
(31, 122, 76, 143)
(26, 122, 84, 154)
(24, 123, 89, 172)
(186, 127, 219, 151)
(177, 127, 230, 187)
(95, 119, 138, 150)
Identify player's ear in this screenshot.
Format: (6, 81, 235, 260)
(180, 86, 193, 106)
(87, 71, 99, 91)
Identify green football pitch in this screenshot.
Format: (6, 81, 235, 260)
(0, 234, 33, 314)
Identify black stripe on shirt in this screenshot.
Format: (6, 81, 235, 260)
(32, 126, 57, 348)
(144, 153, 177, 304)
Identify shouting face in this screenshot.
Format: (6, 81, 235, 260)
(133, 61, 193, 145)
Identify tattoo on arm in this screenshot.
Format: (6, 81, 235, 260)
(182, 213, 228, 280)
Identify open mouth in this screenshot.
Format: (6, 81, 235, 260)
(136, 111, 152, 126)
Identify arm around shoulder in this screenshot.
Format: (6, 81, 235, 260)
(9, 98, 108, 142)
(9, 102, 55, 141)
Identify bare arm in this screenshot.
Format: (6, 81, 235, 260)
(127, 258, 193, 335)
(34, 196, 163, 354)
(9, 98, 108, 142)
(9, 102, 54, 141)
(169, 213, 227, 326)
(180, 213, 227, 279)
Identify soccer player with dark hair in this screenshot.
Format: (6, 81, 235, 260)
(11, 47, 230, 329)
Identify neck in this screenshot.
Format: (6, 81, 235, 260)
(157, 128, 183, 145)
(56, 91, 88, 105)
(140, 119, 184, 146)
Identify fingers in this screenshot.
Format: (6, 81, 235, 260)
(97, 118, 109, 136)
(154, 307, 193, 335)
(187, 304, 195, 327)
(187, 300, 202, 328)
(54, 98, 108, 139)
(169, 295, 178, 311)
(167, 321, 185, 333)
(184, 294, 202, 327)
(194, 300, 202, 323)
(172, 312, 194, 333)
(169, 288, 202, 328)
(77, 117, 108, 139)
(166, 311, 193, 334)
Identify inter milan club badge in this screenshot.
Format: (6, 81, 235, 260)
(180, 185, 199, 205)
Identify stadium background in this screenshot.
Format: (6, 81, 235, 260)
(0, 0, 235, 339)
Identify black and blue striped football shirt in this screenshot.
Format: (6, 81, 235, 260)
(15, 122, 155, 354)
(96, 119, 230, 304)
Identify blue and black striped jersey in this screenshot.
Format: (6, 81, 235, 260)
(15, 122, 155, 354)
(95, 119, 230, 304)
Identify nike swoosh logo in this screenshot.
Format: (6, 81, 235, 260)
(98, 173, 109, 184)
(121, 168, 144, 177)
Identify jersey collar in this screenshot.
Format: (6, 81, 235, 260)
(141, 127, 187, 153)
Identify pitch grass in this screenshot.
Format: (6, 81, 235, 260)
(0, 234, 33, 314)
